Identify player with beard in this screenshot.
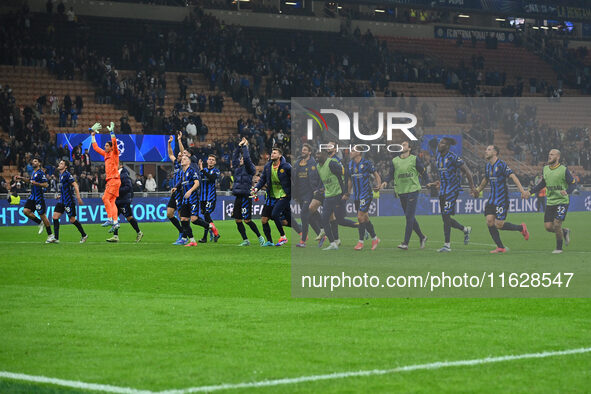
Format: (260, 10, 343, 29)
(529, 149, 577, 253)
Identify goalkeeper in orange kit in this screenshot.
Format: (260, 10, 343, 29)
(90, 122, 121, 234)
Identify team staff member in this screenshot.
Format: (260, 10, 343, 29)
(316, 150, 347, 251)
(253, 147, 292, 247)
(383, 141, 428, 250)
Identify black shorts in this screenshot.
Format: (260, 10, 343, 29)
(484, 202, 509, 221)
(232, 195, 252, 220)
(200, 200, 216, 215)
(24, 198, 46, 215)
(544, 204, 569, 222)
(354, 197, 372, 213)
(312, 191, 325, 204)
(117, 203, 133, 218)
(439, 193, 459, 215)
(262, 197, 278, 218)
(54, 202, 77, 218)
(180, 202, 199, 218)
(167, 196, 177, 210)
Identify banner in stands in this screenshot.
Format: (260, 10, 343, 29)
(57, 133, 175, 162)
(2, 192, 590, 226)
(522, 3, 591, 20)
(434, 26, 515, 43)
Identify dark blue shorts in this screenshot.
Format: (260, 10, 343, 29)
(25, 198, 46, 215)
(439, 193, 459, 215)
(485, 202, 509, 221)
(544, 204, 568, 222)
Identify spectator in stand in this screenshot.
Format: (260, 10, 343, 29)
(145, 173, 157, 192)
(82, 149, 91, 172)
(186, 119, 197, 146)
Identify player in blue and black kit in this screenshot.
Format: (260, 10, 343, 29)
(167, 134, 186, 244)
(18, 157, 53, 241)
(426, 138, 476, 252)
(473, 145, 530, 253)
(348, 150, 381, 251)
(198, 154, 221, 243)
(293, 144, 323, 248)
(46, 159, 87, 244)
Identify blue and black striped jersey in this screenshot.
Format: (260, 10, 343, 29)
(181, 166, 199, 204)
(173, 162, 183, 198)
(485, 159, 513, 206)
(200, 167, 220, 202)
(349, 158, 375, 201)
(29, 169, 47, 202)
(436, 150, 464, 196)
(59, 170, 76, 205)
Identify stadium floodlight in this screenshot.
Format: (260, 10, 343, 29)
(375, 9, 385, 13)
(495, 18, 506, 22)
(458, 14, 470, 18)
(532, 26, 539, 29)
(541, 26, 549, 29)
(285, 1, 297, 5)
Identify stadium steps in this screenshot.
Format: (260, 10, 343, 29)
(0, 65, 144, 135)
(381, 37, 559, 87)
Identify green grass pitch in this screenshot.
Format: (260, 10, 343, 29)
(0, 212, 590, 393)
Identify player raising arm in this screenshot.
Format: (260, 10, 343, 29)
(90, 122, 121, 234)
(166, 134, 185, 244)
(529, 149, 577, 254)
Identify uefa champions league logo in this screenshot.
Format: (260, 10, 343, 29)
(117, 139, 125, 156)
(584, 196, 591, 211)
(226, 203, 234, 216)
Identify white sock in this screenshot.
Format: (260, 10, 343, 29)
(190, 237, 196, 243)
(358, 239, 364, 243)
(373, 236, 378, 240)
(444, 243, 451, 248)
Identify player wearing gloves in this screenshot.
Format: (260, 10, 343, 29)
(90, 122, 121, 234)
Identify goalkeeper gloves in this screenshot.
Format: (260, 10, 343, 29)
(106, 122, 115, 134)
(89, 123, 102, 133)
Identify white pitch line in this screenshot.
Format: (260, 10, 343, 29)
(1, 347, 590, 393)
(159, 347, 591, 393)
(0, 371, 154, 393)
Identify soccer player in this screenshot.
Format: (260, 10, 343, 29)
(90, 122, 121, 234)
(232, 138, 265, 246)
(18, 157, 53, 241)
(316, 149, 347, 250)
(426, 137, 476, 252)
(176, 153, 200, 246)
(384, 141, 428, 250)
(348, 150, 381, 251)
(252, 147, 292, 247)
(472, 145, 530, 253)
(166, 134, 185, 244)
(46, 159, 87, 244)
(529, 149, 577, 254)
(293, 143, 323, 248)
(107, 163, 143, 243)
(198, 155, 221, 243)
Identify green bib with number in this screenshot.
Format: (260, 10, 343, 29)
(318, 158, 342, 198)
(543, 165, 569, 205)
(393, 155, 421, 195)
